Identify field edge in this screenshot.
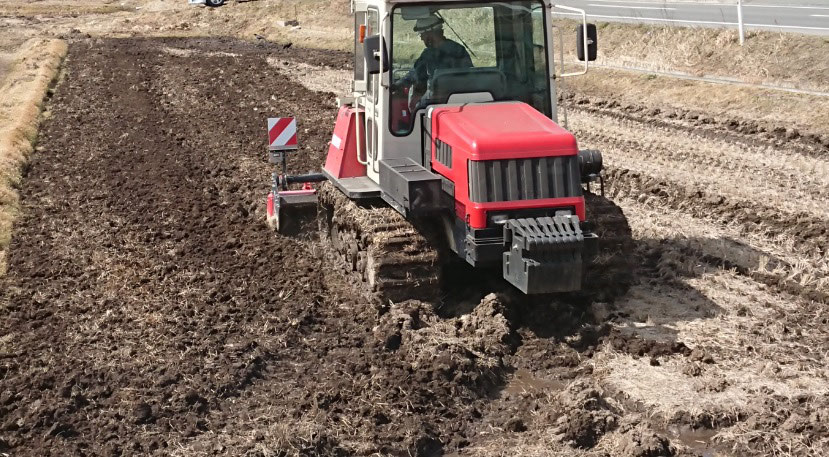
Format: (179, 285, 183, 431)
(0, 38, 67, 276)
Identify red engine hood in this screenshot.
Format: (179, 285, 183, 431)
(430, 102, 578, 159)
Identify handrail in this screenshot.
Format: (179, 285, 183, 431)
(553, 4, 590, 77)
(551, 24, 569, 129)
(371, 11, 391, 174)
(379, 11, 390, 89)
(354, 98, 368, 166)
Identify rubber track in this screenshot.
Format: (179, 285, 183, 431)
(317, 182, 440, 305)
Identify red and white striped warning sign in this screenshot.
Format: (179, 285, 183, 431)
(268, 117, 298, 151)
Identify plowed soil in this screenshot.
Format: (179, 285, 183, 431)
(1, 37, 828, 457)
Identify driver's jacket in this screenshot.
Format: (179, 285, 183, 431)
(399, 39, 473, 90)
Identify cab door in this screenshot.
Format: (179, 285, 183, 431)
(363, 7, 382, 183)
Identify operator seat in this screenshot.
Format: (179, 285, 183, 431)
(430, 67, 507, 104)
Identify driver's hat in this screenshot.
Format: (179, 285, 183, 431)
(414, 15, 444, 34)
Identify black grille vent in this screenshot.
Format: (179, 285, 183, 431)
(435, 139, 453, 168)
(468, 156, 581, 203)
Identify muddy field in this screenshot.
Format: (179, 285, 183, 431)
(1, 38, 828, 457)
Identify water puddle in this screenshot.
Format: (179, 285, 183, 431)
(663, 424, 722, 457)
(504, 369, 566, 395)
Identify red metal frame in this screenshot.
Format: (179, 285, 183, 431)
(267, 188, 317, 219)
(323, 105, 367, 179)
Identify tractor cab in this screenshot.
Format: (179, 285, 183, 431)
(386, 2, 553, 135)
(349, 0, 595, 185)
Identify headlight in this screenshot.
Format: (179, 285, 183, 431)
(490, 213, 509, 225)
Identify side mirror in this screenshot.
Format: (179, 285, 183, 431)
(364, 35, 389, 74)
(577, 24, 597, 62)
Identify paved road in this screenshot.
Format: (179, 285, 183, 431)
(552, 0, 829, 34)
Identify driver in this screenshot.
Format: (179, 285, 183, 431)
(393, 15, 473, 99)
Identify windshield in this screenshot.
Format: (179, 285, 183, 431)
(390, 1, 550, 136)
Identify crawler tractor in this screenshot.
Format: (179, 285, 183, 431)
(267, 0, 629, 302)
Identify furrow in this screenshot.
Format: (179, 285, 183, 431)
(569, 110, 829, 219)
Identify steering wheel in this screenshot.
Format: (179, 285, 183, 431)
(395, 81, 427, 115)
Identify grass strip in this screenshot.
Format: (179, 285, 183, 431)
(0, 38, 67, 276)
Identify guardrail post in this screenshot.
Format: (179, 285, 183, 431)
(737, 0, 745, 45)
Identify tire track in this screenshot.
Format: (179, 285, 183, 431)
(570, 111, 829, 221)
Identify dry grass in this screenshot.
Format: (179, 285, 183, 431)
(571, 100, 829, 452)
(585, 187, 829, 456)
(564, 67, 829, 136)
(568, 102, 829, 300)
(619, 197, 829, 297)
(594, 349, 746, 424)
(570, 109, 829, 217)
(454, 435, 597, 456)
(0, 38, 67, 275)
(265, 56, 351, 96)
(167, 418, 345, 456)
(0, 2, 132, 16)
(716, 417, 829, 457)
(184, 0, 352, 50)
(554, 19, 829, 93)
(592, 271, 829, 455)
(0, 0, 353, 52)
(552, 19, 829, 136)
